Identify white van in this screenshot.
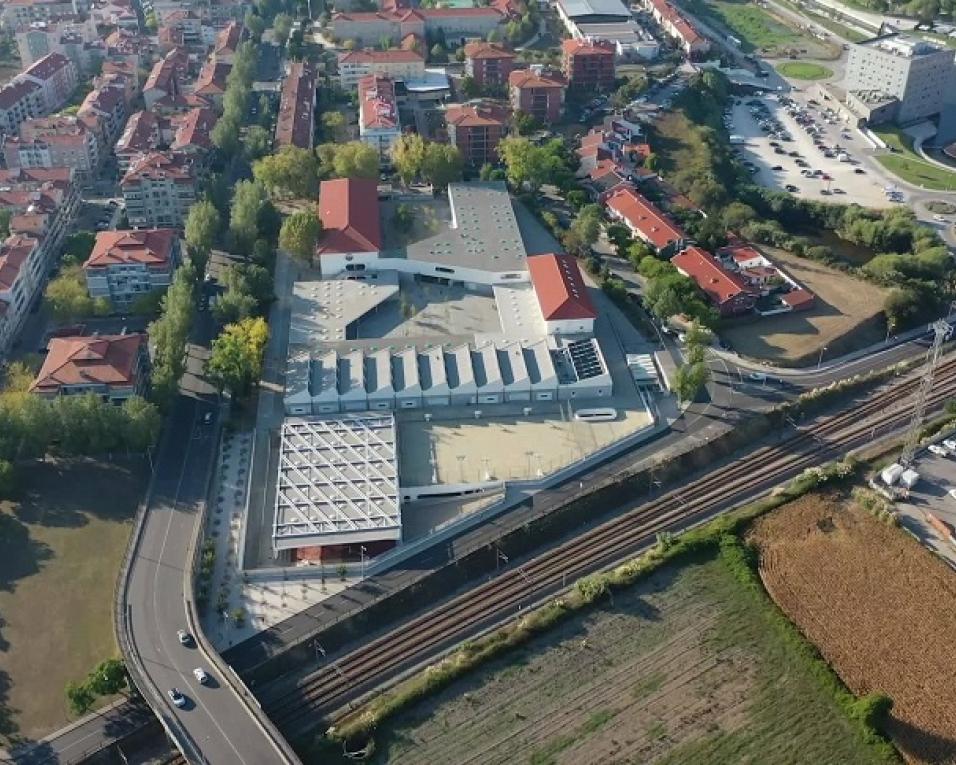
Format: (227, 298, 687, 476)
(574, 408, 617, 422)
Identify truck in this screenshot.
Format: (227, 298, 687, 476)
(728, 135, 747, 145)
(881, 463, 904, 486)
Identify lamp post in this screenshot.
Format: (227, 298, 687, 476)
(816, 345, 828, 370)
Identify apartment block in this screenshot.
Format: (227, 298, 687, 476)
(358, 74, 401, 159)
(18, 52, 77, 112)
(84, 228, 180, 309)
(31, 333, 150, 403)
(276, 62, 317, 150)
(0, 234, 43, 358)
(509, 66, 566, 123)
(3, 115, 99, 180)
(121, 151, 197, 228)
(464, 41, 516, 89)
(561, 37, 615, 91)
(337, 49, 425, 90)
(445, 101, 510, 167)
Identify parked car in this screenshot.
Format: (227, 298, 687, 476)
(929, 444, 949, 457)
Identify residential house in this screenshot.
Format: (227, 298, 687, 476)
(445, 101, 510, 167)
(31, 333, 150, 403)
(0, 234, 43, 357)
(337, 48, 425, 90)
(509, 67, 566, 123)
(315, 177, 382, 274)
(275, 62, 316, 150)
(671, 246, 756, 316)
(114, 110, 165, 172)
(212, 20, 243, 63)
(604, 186, 686, 255)
(83, 228, 180, 310)
(463, 41, 516, 89)
(561, 37, 615, 91)
(192, 59, 231, 106)
(18, 52, 77, 112)
(121, 151, 197, 228)
(357, 74, 401, 160)
(643, 0, 709, 57)
(143, 47, 188, 109)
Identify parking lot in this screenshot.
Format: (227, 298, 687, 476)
(728, 94, 893, 208)
(895, 445, 956, 568)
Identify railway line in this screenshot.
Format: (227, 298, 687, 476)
(262, 355, 956, 739)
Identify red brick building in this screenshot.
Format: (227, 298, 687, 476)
(445, 101, 511, 167)
(561, 38, 616, 91)
(463, 41, 516, 88)
(508, 67, 566, 123)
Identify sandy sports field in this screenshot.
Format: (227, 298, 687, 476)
(750, 492, 956, 764)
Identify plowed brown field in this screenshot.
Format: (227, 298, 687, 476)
(750, 493, 956, 764)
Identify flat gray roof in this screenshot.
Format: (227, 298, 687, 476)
(556, 0, 630, 20)
(403, 182, 528, 273)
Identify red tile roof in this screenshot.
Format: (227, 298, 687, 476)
(0, 79, 40, 110)
(275, 62, 315, 150)
(171, 106, 217, 150)
(671, 246, 754, 307)
(605, 187, 684, 250)
(0, 167, 73, 186)
(463, 41, 515, 61)
(0, 234, 38, 292)
(194, 60, 231, 95)
(527, 253, 596, 321)
(358, 74, 398, 131)
(116, 109, 162, 154)
(316, 178, 382, 255)
(85, 228, 177, 268)
(509, 67, 566, 89)
(31, 334, 145, 393)
(122, 151, 195, 185)
(561, 38, 615, 56)
(214, 20, 242, 54)
(782, 288, 815, 310)
(22, 52, 72, 82)
(445, 101, 510, 128)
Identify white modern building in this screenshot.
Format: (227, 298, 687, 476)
(845, 33, 956, 124)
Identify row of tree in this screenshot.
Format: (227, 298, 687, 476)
(391, 134, 464, 189)
(211, 41, 259, 157)
(148, 260, 197, 406)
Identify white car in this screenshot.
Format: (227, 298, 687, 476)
(934, 214, 948, 222)
(943, 439, 956, 452)
(948, 489, 956, 502)
(177, 629, 192, 645)
(929, 444, 949, 457)
(168, 688, 187, 708)
(748, 372, 767, 382)
(193, 667, 209, 684)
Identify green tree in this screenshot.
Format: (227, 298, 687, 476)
(317, 141, 379, 179)
(392, 204, 415, 234)
(512, 111, 539, 136)
(429, 43, 447, 62)
(279, 210, 322, 262)
(62, 230, 96, 266)
(273, 12, 294, 46)
(0, 208, 11, 238)
(253, 146, 320, 198)
(391, 133, 426, 185)
(421, 142, 463, 190)
(321, 111, 347, 142)
(2, 361, 35, 393)
(498, 136, 565, 193)
(460, 75, 481, 99)
(121, 397, 161, 451)
(44, 265, 105, 321)
(244, 11, 266, 39)
(0, 458, 15, 498)
(211, 115, 240, 155)
(184, 200, 220, 260)
(674, 361, 710, 404)
(148, 261, 196, 405)
(66, 681, 95, 717)
(244, 125, 273, 161)
(230, 180, 269, 254)
(205, 317, 270, 398)
(86, 659, 128, 697)
(144, 9, 158, 31)
(214, 288, 258, 324)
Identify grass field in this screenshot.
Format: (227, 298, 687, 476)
(874, 127, 956, 192)
(683, 0, 836, 57)
(0, 458, 147, 743)
(360, 554, 893, 765)
(776, 61, 834, 80)
(751, 492, 956, 764)
(721, 247, 888, 366)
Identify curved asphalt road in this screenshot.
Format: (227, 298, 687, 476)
(124, 394, 289, 765)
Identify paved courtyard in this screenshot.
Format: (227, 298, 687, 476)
(894, 447, 956, 569)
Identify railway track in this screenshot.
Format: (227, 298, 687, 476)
(262, 357, 956, 736)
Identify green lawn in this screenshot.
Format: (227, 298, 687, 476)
(874, 127, 956, 192)
(686, 0, 802, 53)
(776, 62, 834, 80)
(0, 458, 147, 742)
(360, 555, 896, 765)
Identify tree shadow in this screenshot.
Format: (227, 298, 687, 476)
(888, 714, 956, 765)
(0, 512, 52, 593)
(0, 669, 19, 742)
(10, 458, 145, 528)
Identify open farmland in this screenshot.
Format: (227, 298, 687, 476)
(750, 492, 956, 765)
(721, 247, 888, 366)
(0, 458, 146, 741)
(361, 555, 893, 765)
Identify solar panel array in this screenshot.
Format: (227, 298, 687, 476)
(567, 338, 604, 380)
